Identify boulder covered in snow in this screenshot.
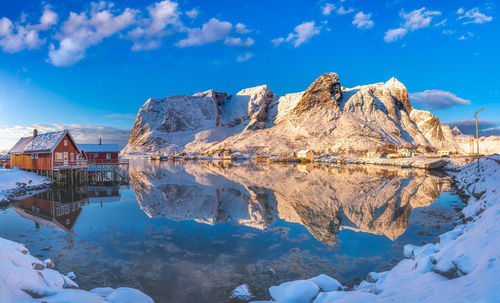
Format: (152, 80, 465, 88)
(269, 280, 319, 303)
(308, 274, 343, 291)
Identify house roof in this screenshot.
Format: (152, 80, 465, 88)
(79, 144, 120, 153)
(25, 131, 66, 152)
(8, 130, 80, 154)
(9, 137, 34, 154)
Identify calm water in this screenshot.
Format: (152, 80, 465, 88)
(0, 161, 464, 302)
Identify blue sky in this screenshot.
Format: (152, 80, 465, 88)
(0, 0, 498, 151)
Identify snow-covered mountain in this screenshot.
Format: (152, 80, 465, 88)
(122, 73, 461, 155)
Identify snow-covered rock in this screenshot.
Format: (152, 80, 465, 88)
(230, 284, 254, 301)
(308, 274, 343, 292)
(122, 73, 464, 156)
(269, 280, 319, 303)
(0, 237, 154, 303)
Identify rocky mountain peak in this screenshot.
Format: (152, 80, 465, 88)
(193, 89, 229, 106)
(384, 77, 412, 113)
(293, 72, 343, 115)
(452, 126, 463, 136)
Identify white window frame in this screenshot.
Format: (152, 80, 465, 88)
(64, 140, 68, 146)
(106, 153, 111, 160)
(55, 152, 63, 161)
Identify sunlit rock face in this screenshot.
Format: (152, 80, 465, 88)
(129, 162, 447, 244)
(123, 72, 463, 156)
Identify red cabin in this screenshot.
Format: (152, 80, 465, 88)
(8, 129, 86, 171)
(79, 142, 120, 164)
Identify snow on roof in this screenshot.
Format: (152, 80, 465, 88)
(79, 144, 120, 153)
(8, 137, 33, 154)
(25, 131, 67, 152)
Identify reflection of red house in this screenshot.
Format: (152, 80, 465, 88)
(12, 189, 88, 232)
(79, 142, 120, 164)
(8, 129, 86, 171)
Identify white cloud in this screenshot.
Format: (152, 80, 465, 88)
(401, 7, 441, 30)
(285, 21, 320, 47)
(49, 3, 137, 66)
(128, 0, 181, 51)
(352, 11, 374, 29)
(185, 8, 199, 19)
(337, 6, 355, 15)
(322, 3, 335, 16)
(104, 113, 136, 119)
(224, 36, 254, 47)
(235, 23, 251, 34)
(457, 7, 492, 24)
(384, 27, 407, 42)
(409, 90, 470, 110)
(0, 6, 58, 53)
(0, 124, 131, 151)
(236, 52, 254, 62)
(458, 32, 474, 40)
(434, 18, 447, 27)
(271, 37, 284, 47)
(176, 18, 232, 47)
(384, 7, 441, 43)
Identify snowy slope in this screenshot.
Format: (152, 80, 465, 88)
(122, 73, 464, 156)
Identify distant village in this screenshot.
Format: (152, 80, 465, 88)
(0, 128, 476, 178)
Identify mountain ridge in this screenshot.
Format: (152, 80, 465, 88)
(122, 73, 463, 156)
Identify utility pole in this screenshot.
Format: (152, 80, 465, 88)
(475, 108, 483, 172)
(475, 108, 483, 158)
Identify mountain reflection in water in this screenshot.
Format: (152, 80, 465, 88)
(130, 161, 449, 244)
(2, 161, 460, 302)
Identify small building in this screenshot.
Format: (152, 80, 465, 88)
(297, 150, 315, 161)
(366, 151, 382, 159)
(9, 129, 86, 172)
(398, 148, 413, 158)
(79, 141, 120, 164)
(386, 153, 399, 159)
(437, 150, 450, 157)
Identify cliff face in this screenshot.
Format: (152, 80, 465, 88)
(122, 73, 462, 155)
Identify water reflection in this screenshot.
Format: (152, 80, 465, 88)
(12, 186, 87, 232)
(129, 161, 450, 244)
(3, 162, 459, 302)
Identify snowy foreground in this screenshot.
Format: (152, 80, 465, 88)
(0, 236, 153, 302)
(0, 168, 50, 203)
(253, 156, 500, 303)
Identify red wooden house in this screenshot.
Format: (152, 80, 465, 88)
(79, 141, 120, 164)
(8, 129, 86, 172)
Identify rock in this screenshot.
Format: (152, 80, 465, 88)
(308, 274, 343, 291)
(452, 126, 463, 136)
(293, 72, 342, 115)
(66, 271, 76, 279)
(229, 283, 253, 301)
(366, 272, 379, 283)
(269, 280, 319, 303)
(193, 89, 229, 106)
(43, 258, 55, 269)
(384, 77, 412, 113)
(32, 262, 45, 270)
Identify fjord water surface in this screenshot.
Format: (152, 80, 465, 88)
(0, 161, 463, 302)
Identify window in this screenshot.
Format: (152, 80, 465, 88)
(70, 153, 74, 161)
(35, 153, 38, 159)
(106, 153, 111, 160)
(64, 140, 68, 146)
(55, 152, 63, 161)
(31, 154, 35, 159)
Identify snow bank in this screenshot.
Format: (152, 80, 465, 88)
(0, 168, 50, 202)
(253, 156, 500, 303)
(0, 237, 153, 303)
